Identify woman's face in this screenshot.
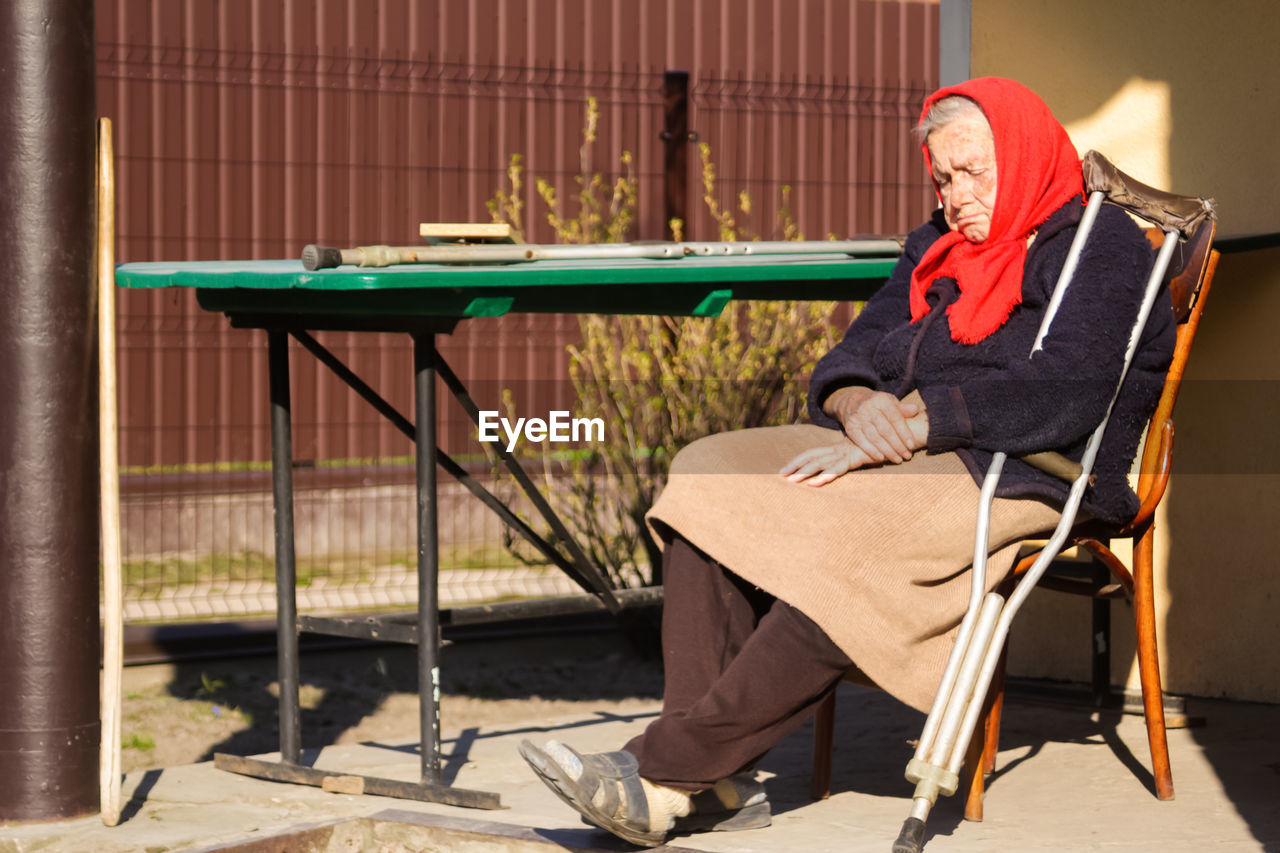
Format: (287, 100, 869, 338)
(927, 114, 998, 243)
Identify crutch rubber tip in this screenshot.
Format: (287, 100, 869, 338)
(301, 244, 343, 271)
(892, 817, 926, 853)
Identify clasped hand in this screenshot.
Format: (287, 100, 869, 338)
(780, 387, 929, 487)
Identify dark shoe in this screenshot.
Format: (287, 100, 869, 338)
(518, 739, 667, 847)
(677, 773, 771, 832)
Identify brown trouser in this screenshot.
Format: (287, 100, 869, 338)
(623, 535, 853, 791)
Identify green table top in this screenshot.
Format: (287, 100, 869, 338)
(116, 252, 899, 322)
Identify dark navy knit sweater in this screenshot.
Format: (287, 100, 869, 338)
(808, 197, 1176, 527)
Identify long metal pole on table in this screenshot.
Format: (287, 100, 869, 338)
(414, 332, 443, 784)
(268, 330, 302, 764)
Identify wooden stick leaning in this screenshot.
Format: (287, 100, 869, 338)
(98, 116, 123, 828)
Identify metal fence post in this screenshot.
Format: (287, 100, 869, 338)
(661, 70, 691, 241)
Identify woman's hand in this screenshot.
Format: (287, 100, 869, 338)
(823, 387, 928, 464)
(780, 388, 930, 487)
(780, 439, 872, 487)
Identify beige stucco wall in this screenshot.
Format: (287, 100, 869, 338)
(970, 0, 1280, 703)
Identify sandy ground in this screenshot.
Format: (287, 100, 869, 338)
(119, 624, 665, 774)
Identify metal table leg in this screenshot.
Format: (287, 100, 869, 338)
(267, 329, 301, 765)
(413, 332, 443, 786)
(216, 327, 500, 809)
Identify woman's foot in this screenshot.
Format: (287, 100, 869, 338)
(518, 739, 690, 847)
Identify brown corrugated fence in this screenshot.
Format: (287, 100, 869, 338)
(97, 0, 939, 619)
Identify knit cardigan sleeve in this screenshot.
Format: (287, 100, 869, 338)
(806, 212, 949, 429)
(917, 203, 1160, 457)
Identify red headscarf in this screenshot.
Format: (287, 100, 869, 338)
(910, 77, 1083, 344)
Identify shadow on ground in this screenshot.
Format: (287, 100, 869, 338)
(759, 681, 1179, 845)
(152, 620, 666, 766)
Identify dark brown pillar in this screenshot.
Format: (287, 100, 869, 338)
(0, 0, 100, 821)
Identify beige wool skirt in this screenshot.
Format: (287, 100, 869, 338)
(646, 424, 1062, 712)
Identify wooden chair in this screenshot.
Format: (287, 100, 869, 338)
(810, 216, 1220, 820)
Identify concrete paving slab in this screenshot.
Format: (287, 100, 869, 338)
(1, 683, 1277, 852)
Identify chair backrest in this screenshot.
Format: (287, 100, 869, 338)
(1131, 217, 1219, 518)
(1149, 218, 1216, 324)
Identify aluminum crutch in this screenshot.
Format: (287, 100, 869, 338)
(892, 153, 1216, 853)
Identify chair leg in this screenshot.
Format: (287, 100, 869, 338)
(1133, 523, 1174, 800)
(811, 688, 836, 800)
(1091, 561, 1113, 705)
(983, 580, 1014, 778)
(983, 645, 1008, 777)
(964, 647, 1006, 822)
(963, 725, 986, 821)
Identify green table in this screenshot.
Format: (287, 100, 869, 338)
(119, 251, 899, 324)
(116, 248, 900, 807)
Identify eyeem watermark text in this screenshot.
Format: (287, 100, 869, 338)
(478, 411, 605, 452)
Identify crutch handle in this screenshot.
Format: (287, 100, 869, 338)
(1082, 150, 1216, 238)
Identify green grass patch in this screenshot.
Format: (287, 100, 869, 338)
(441, 544, 538, 571)
(122, 733, 155, 752)
(121, 448, 667, 478)
(118, 543, 542, 599)
(120, 452, 503, 477)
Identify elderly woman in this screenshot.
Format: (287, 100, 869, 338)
(519, 77, 1175, 847)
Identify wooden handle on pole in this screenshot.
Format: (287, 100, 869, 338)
(98, 116, 123, 828)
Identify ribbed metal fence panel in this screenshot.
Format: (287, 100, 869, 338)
(97, 0, 938, 620)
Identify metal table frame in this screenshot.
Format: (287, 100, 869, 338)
(116, 251, 899, 808)
(217, 318, 645, 809)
